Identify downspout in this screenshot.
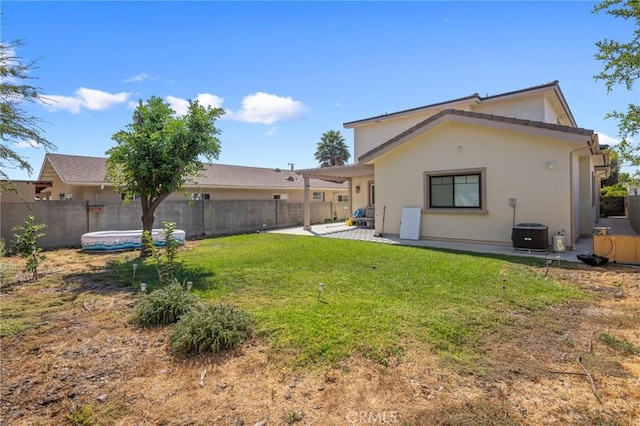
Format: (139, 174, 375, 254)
(568, 140, 595, 250)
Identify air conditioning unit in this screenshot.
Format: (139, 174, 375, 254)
(512, 223, 549, 251)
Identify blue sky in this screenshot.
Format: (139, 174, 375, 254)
(2, 1, 637, 181)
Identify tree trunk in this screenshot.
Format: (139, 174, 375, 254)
(140, 209, 155, 258)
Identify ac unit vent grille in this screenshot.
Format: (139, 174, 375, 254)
(512, 223, 548, 251)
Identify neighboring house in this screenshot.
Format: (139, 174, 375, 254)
(297, 81, 610, 249)
(33, 154, 348, 204)
(0, 181, 52, 203)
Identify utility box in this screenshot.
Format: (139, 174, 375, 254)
(512, 223, 549, 251)
(552, 234, 566, 253)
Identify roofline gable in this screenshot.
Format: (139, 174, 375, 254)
(343, 94, 481, 128)
(343, 81, 577, 129)
(480, 80, 577, 127)
(358, 109, 597, 163)
(38, 154, 66, 183)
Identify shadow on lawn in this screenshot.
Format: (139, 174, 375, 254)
(61, 254, 216, 296)
(413, 244, 600, 271)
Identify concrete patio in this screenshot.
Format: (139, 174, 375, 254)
(270, 217, 637, 264)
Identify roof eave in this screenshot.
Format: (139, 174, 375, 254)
(359, 110, 595, 163)
(343, 95, 481, 128)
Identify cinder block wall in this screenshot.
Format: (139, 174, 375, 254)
(0, 200, 349, 249)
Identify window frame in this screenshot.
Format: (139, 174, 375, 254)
(191, 192, 211, 200)
(312, 191, 325, 202)
(368, 182, 375, 206)
(424, 167, 487, 214)
(121, 193, 141, 201)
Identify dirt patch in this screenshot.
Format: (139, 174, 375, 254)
(1, 248, 639, 425)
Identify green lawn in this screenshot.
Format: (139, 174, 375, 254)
(157, 234, 586, 367)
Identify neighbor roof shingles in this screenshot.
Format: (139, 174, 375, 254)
(43, 154, 345, 189)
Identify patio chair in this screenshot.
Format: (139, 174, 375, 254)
(353, 208, 375, 229)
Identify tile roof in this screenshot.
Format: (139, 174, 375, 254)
(40, 154, 345, 190)
(359, 109, 597, 163)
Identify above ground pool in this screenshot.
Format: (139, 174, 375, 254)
(81, 229, 186, 252)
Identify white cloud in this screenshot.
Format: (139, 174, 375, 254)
(227, 92, 308, 124)
(123, 72, 153, 83)
(76, 88, 130, 110)
(166, 93, 225, 116)
(44, 95, 85, 113)
(166, 95, 191, 116)
(195, 93, 224, 109)
(43, 88, 131, 113)
(13, 140, 42, 149)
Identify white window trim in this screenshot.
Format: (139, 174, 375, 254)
(424, 167, 488, 214)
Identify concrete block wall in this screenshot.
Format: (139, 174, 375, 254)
(1, 199, 349, 249)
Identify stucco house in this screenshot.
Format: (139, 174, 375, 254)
(33, 153, 348, 204)
(297, 81, 610, 249)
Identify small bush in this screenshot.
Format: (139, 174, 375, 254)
(168, 302, 253, 355)
(131, 282, 199, 327)
(67, 405, 92, 425)
(11, 214, 46, 280)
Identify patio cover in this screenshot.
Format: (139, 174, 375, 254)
(296, 164, 374, 230)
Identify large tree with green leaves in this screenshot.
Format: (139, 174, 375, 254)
(593, 0, 640, 165)
(314, 130, 350, 167)
(106, 96, 224, 257)
(1, 39, 56, 185)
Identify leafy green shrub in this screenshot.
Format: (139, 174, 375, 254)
(131, 282, 199, 327)
(168, 302, 253, 355)
(145, 221, 182, 286)
(11, 214, 46, 280)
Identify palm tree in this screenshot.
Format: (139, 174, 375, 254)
(314, 130, 351, 167)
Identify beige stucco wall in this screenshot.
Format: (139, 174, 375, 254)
(371, 122, 581, 245)
(38, 184, 348, 206)
(472, 95, 545, 123)
(168, 188, 347, 204)
(543, 96, 559, 124)
(354, 115, 432, 163)
(352, 105, 474, 162)
(1, 182, 36, 203)
(353, 93, 566, 164)
(350, 176, 375, 212)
